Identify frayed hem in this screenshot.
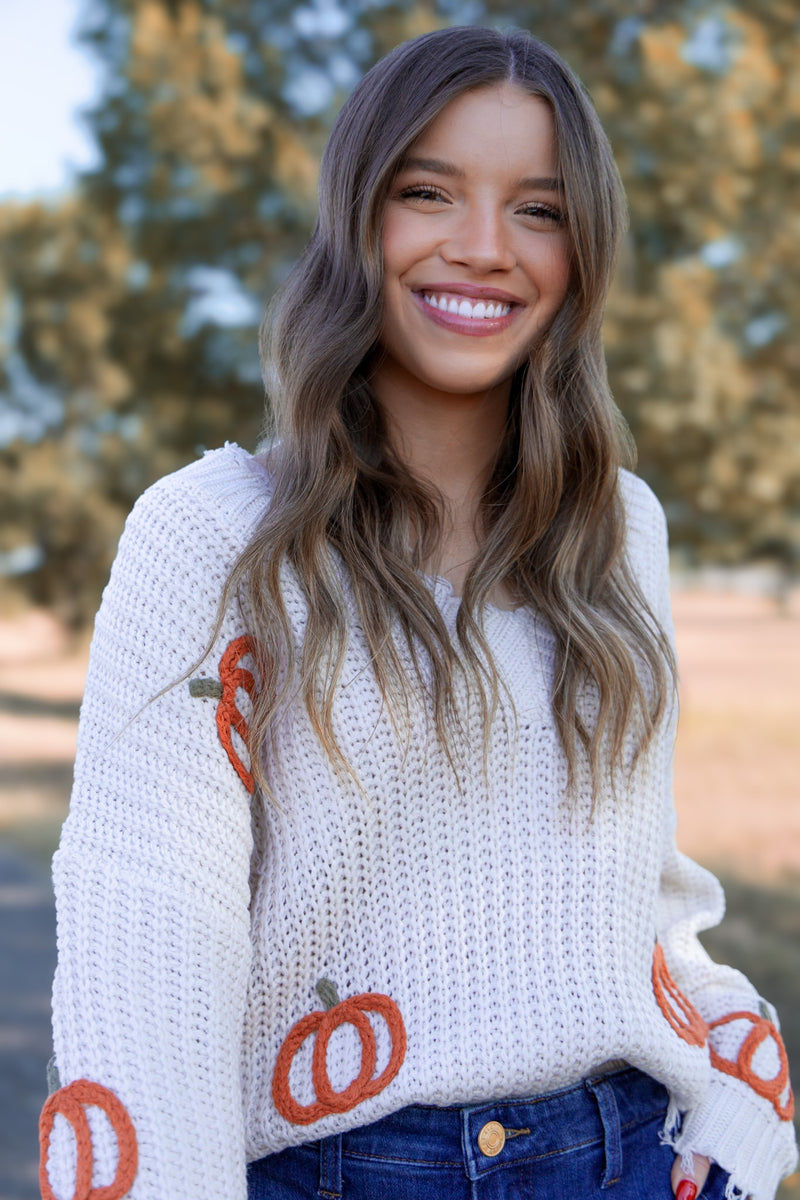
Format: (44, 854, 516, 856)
(659, 1098, 682, 1146)
(680, 1149, 696, 1175)
(724, 1181, 747, 1200)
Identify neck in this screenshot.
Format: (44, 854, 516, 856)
(372, 360, 510, 592)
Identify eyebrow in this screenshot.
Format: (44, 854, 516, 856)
(398, 155, 563, 192)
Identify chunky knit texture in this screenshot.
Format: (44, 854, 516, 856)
(45, 444, 797, 1200)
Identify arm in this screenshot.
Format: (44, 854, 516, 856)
(630, 478, 798, 1200)
(42, 463, 261, 1200)
(657, 817, 797, 1199)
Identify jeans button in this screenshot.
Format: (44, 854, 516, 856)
(477, 1120, 506, 1157)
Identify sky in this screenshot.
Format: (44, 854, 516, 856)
(0, 0, 101, 200)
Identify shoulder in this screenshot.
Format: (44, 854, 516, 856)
(86, 444, 272, 695)
(139, 441, 271, 527)
(97, 443, 272, 636)
(617, 469, 671, 620)
(617, 468, 670, 570)
(617, 468, 668, 546)
(119, 443, 272, 567)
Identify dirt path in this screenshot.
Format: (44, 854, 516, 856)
(671, 587, 800, 885)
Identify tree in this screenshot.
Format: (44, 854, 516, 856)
(1, 0, 797, 624)
(601, 6, 800, 569)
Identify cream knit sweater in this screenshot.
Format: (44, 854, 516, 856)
(44, 444, 797, 1200)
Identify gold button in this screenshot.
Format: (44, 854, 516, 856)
(477, 1120, 506, 1157)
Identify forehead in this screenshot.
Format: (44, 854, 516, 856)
(407, 83, 558, 176)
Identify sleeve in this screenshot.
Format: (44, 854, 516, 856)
(639, 485, 799, 1200)
(41, 471, 259, 1200)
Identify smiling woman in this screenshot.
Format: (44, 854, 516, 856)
(376, 85, 571, 592)
(378, 86, 570, 398)
(41, 24, 797, 1200)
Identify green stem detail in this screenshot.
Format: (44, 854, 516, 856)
(316, 979, 341, 1010)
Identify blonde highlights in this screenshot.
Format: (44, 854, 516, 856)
(225, 27, 675, 798)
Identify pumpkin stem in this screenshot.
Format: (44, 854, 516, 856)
(188, 678, 223, 698)
(316, 979, 340, 1010)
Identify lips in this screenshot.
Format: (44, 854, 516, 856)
(412, 286, 522, 336)
(417, 282, 524, 303)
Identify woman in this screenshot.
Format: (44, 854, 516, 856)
(40, 26, 796, 1200)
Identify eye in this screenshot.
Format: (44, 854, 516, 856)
(397, 183, 449, 204)
(517, 201, 565, 227)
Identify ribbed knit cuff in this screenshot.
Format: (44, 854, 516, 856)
(666, 1072, 798, 1200)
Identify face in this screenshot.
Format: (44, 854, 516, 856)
(375, 83, 571, 410)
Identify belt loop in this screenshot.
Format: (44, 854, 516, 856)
(318, 1132, 343, 1198)
(585, 1077, 623, 1188)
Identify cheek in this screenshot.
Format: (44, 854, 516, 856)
(380, 214, 412, 281)
(526, 250, 571, 323)
(381, 210, 439, 284)
(542, 238, 572, 296)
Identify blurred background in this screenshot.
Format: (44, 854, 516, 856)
(0, 0, 797, 1197)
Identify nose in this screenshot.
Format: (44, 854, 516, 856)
(440, 203, 516, 274)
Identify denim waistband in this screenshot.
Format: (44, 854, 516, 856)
(326, 1067, 669, 1186)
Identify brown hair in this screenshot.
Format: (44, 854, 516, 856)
(224, 25, 675, 797)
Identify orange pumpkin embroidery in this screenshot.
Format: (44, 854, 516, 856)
(39, 1079, 137, 1200)
(652, 943, 708, 1047)
(708, 1011, 794, 1121)
(272, 980, 406, 1126)
(216, 635, 260, 794)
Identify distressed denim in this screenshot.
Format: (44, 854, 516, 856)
(247, 1068, 731, 1199)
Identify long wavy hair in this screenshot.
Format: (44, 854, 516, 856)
(224, 25, 675, 797)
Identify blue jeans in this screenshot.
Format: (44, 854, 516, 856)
(247, 1067, 731, 1198)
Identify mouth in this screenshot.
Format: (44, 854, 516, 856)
(413, 288, 522, 335)
(420, 291, 514, 320)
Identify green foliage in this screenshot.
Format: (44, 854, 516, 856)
(599, 5, 800, 566)
(0, 0, 797, 624)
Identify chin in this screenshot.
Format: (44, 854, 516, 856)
(419, 374, 503, 398)
(415, 355, 512, 391)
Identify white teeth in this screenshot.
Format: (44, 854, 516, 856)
(422, 293, 512, 319)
